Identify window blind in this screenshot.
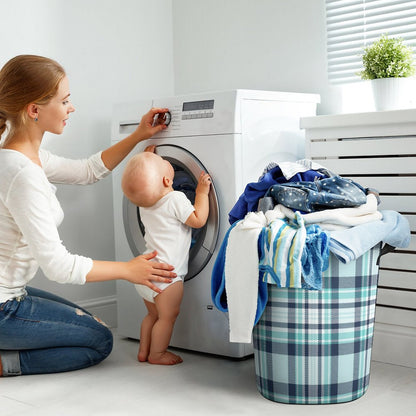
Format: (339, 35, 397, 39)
(326, 0, 416, 83)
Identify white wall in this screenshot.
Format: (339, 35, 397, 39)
(172, 0, 341, 115)
(1, 0, 174, 314)
(2, 0, 347, 321)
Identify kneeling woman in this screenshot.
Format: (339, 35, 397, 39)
(0, 55, 175, 376)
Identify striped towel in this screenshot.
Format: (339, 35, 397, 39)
(259, 212, 306, 288)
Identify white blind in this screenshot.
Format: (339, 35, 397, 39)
(326, 0, 416, 83)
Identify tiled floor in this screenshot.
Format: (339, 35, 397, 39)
(1, 330, 415, 416)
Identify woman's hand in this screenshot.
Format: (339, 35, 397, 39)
(125, 251, 176, 293)
(100, 108, 169, 171)
(87, 251, 175, 292)
(134, 107, 169, 142)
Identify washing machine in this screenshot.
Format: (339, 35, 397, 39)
(112, 89, 319, 358)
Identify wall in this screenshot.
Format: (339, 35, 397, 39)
(2, 0, 348, 325)
(1, 0, 174, 324)
(172, 0, 341, 115)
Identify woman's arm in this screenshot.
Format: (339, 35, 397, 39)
(101, 107, 169, 171)
(87, 251, 175, 294)
(9, 163, 175, 289)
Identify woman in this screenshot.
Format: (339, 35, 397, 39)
(0, 55, 175, 376)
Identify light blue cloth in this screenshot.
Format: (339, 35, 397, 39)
(328, 210, 410, 263)
(301, 224, 329, 290)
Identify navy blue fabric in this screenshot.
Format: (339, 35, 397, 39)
(268, 176, 367, 213)
(229, 167, 327, 224)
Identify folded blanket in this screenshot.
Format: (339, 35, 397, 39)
(328, 210, 411, 263)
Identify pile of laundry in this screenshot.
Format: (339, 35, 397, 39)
(211, 159, 410, 343)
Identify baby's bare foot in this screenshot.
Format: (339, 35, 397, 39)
(137, 342, 151, 362)
(137, 349, 148, 362)
(148, 351, 183, 365)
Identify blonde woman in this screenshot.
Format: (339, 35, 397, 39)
(0, 55, 175, 376)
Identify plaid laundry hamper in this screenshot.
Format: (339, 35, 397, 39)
(253, 244, 381, 404)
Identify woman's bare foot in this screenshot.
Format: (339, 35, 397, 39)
(148, 351, 183, 365)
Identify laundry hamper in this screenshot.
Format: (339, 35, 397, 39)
(253, 244, 381, 404)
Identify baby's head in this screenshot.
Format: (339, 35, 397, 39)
(122, 151, 174, 207)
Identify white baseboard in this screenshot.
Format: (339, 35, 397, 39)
(372, 323, 416, 368)
(77, 295, 118, 328)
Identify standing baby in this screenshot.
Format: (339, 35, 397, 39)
(121, 146, 211, 365)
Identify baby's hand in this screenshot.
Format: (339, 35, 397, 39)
(196, 172, 211, 195)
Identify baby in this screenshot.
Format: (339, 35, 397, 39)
(121, 146, 211, 365)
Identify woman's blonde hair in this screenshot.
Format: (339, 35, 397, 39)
(0, 55, 66, 145)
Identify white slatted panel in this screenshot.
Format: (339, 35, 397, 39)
(303, 111, 416, 367)
(380, 252, 416, 271)
(312, 156, 416, 175)
(307, 130, 416, 321)
(378, 288, 416, 309)
(346, 176, 416, 193)
(379, 269, 416, 290)
(326, 0, 416, 83)
(309, 136, 416, 157)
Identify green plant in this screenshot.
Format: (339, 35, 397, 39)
(359, 35, 415, 80)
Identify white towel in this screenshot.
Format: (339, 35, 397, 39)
(278, 193, 382, 230)
(278, 159, 327, 180)
(224, 208, 284, 343)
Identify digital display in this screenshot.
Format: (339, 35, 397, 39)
(182, 100, 214, 111)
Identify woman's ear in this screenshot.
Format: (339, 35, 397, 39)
(26, 103, 39, 121)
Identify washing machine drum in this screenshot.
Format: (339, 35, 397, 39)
(123, 145, 219, 281)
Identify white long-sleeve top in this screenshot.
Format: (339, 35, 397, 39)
(0, 148, 111, 303)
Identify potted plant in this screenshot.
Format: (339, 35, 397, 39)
(359, 35, 416, 111)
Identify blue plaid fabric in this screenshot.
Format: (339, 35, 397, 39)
(253, 245, 380, 404)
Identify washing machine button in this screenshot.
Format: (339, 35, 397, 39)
(153, 111, 171, 127)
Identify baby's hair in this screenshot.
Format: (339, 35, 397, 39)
(122, 153, 163, 207)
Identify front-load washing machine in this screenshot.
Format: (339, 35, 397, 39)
(112, 89, 319, 358)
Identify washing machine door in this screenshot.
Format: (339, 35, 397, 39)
(123, 144, 220, 281)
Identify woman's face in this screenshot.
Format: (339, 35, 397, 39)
(37, 76, 75, 134)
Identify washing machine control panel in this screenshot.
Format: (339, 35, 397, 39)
(181, 99, 214, 120)
(152, 91, 239, 137)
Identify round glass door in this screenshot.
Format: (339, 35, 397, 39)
(123, 144, 220, 281)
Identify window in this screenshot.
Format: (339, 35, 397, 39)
(326, 0, 416, 83)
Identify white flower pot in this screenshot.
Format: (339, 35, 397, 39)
(371, 77, 414, 111)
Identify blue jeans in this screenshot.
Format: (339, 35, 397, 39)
(0, 287, 113, 376)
